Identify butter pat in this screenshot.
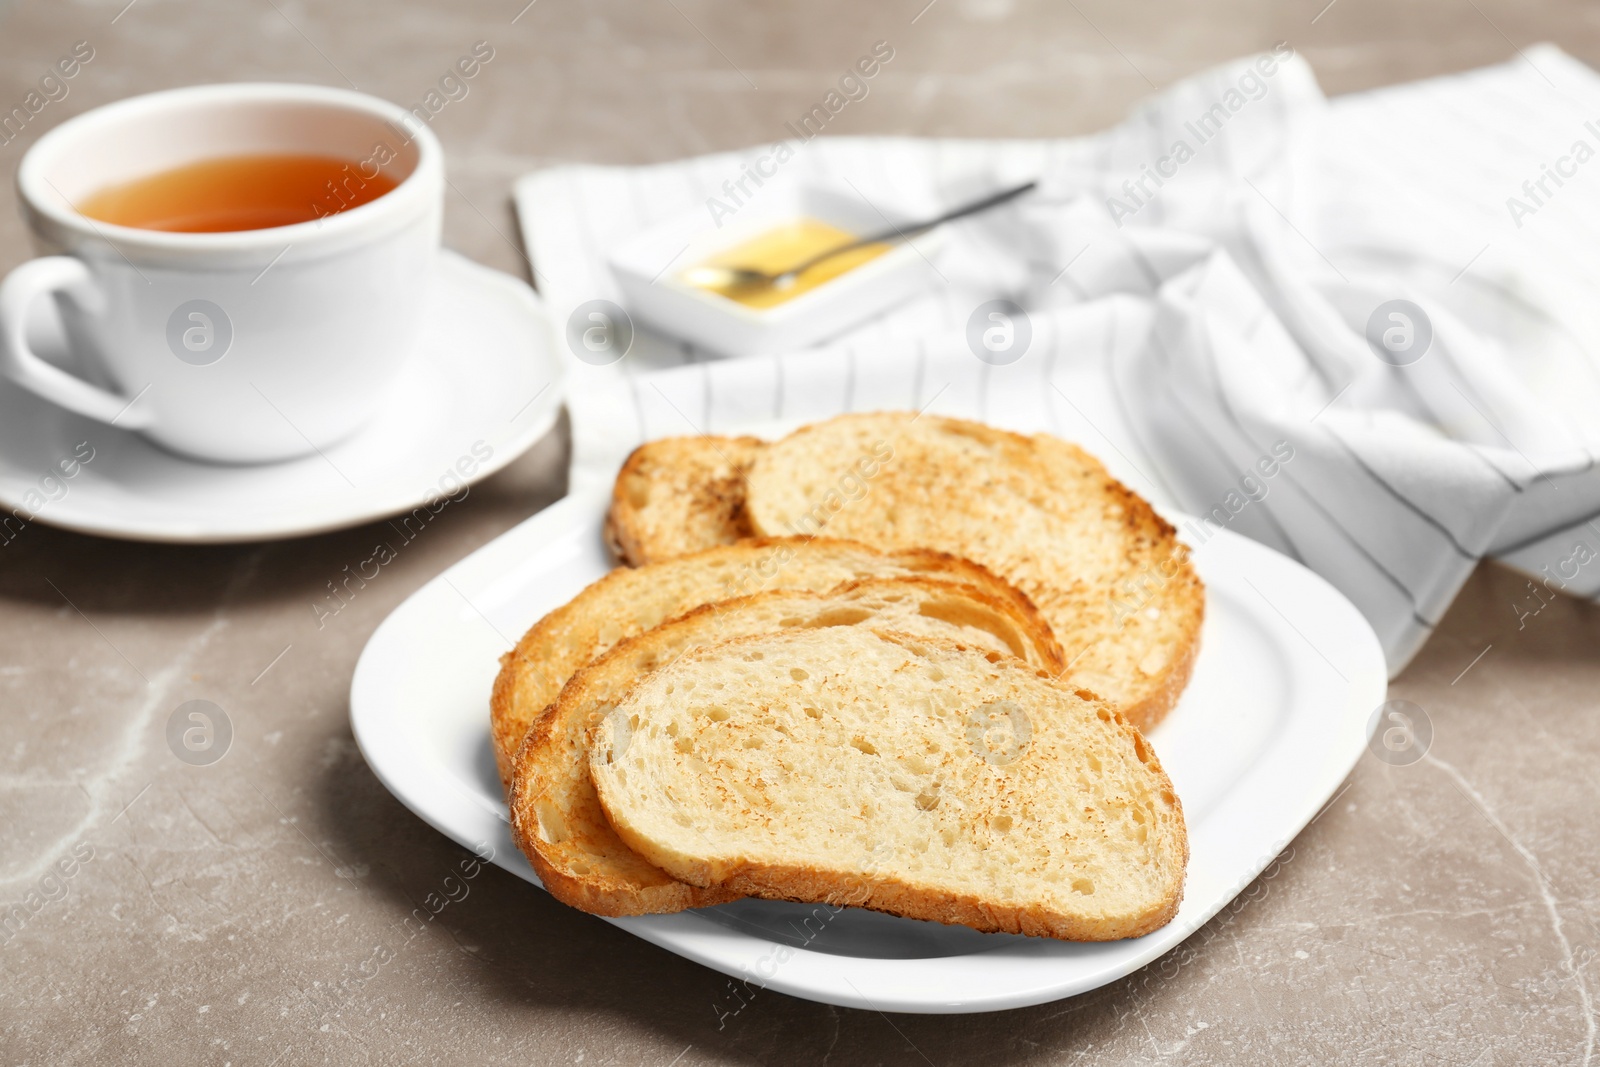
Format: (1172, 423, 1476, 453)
(685, 218, 891, 309)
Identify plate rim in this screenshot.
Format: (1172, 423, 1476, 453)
(350, 485, 1388, 1013)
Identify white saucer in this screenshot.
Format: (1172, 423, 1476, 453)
(0, 251, 564, 543)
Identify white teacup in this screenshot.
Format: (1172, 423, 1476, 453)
(0, 83, 443, 464)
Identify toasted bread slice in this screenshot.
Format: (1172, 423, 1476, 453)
(590, 627, 1188, 941)
(604, 435, 763, 566)
(509, 577, 1065, 916)
(489, 536, 1055, 787)
(741, 412, 1204, 730)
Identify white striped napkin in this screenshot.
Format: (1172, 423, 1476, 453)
(513, 44, 1600, 674)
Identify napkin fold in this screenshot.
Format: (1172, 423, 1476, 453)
(514, 43, 1600, 674)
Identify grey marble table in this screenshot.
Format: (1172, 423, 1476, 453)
(1, 0, 1597, 1063)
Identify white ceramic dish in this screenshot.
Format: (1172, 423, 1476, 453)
(0, 252, 563, 543)
(350, 481, 1388, 1014)
(609, 184, 947, 358)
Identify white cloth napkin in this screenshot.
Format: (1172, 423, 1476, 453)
(513, 43, 1600, 675)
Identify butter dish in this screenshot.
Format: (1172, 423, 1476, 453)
(609, 184, 946, 358)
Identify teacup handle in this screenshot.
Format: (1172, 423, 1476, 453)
(0, 256, 154, 429)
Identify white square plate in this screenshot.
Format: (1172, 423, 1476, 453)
(350, 483, 1386, 1013)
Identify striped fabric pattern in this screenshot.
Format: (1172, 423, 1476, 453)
(514, 44, 1600, 674)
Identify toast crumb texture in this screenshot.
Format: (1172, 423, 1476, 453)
(590, 627, 1188, 940)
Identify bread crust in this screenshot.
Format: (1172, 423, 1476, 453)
(714, 861, 1182, 942)
(1023, 432, 1205, 732)
(508, 706, 741, 915)
(604, 435, 763, 566)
